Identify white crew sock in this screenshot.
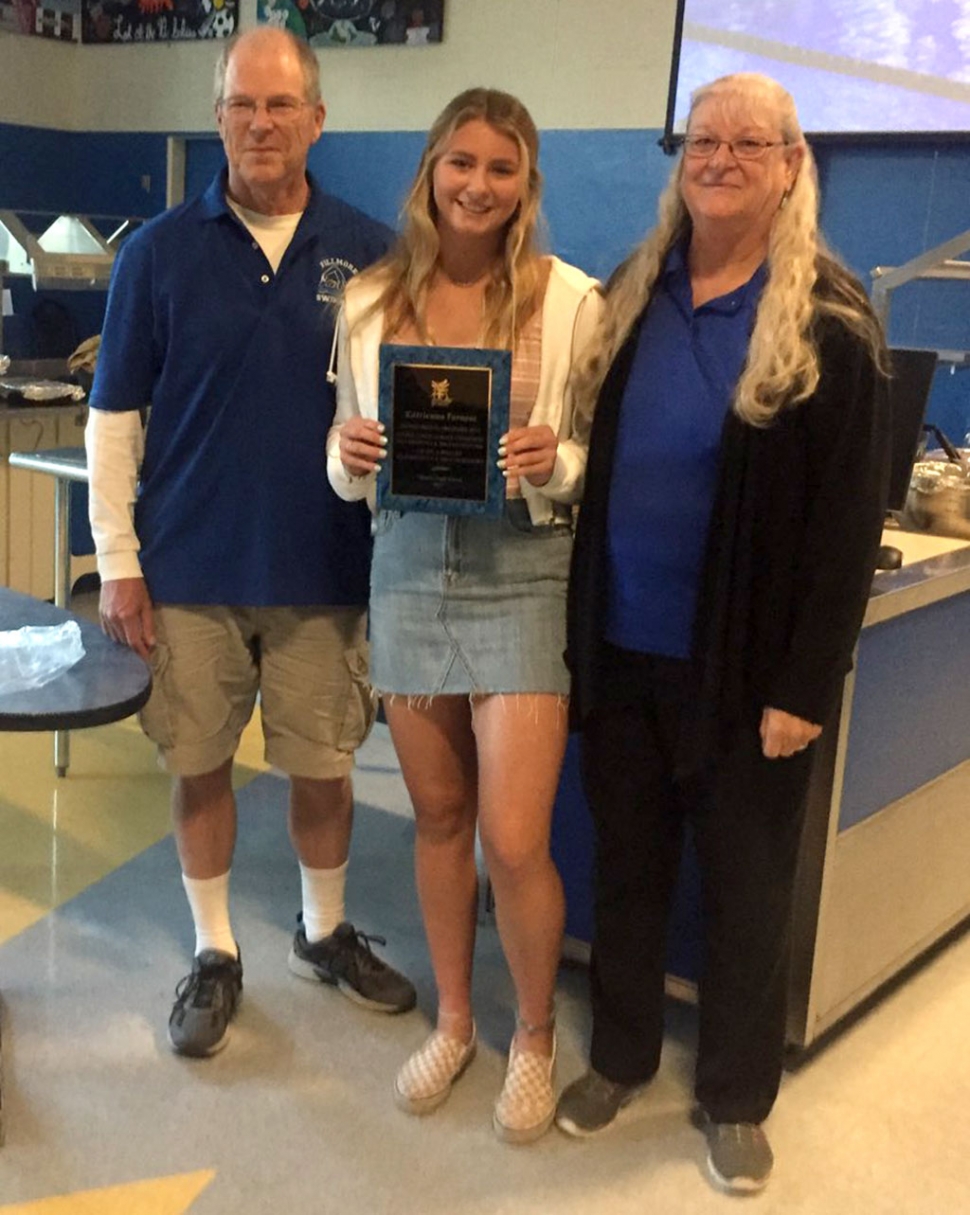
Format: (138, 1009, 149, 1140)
(181, 871, 238, 958)
(299, 860, 348, 943)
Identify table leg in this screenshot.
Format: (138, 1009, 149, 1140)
(53, 477, 71, 778)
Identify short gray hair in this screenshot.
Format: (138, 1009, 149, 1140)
(213, 28, 322, 106)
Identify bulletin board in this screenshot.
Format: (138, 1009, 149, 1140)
(80, 0, 237, 43)
(256, 0, 443, 48)
(0, 0, 78, 41)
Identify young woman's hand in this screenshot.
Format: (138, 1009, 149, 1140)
(500, 425, 558, 488)
(339, 417, 386, 478)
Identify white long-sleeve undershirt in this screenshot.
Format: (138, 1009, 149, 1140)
(84, 406, 145, 583)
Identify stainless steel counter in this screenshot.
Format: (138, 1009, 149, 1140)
(788, 530, 970, 1049)
(867, 532, 970, 624)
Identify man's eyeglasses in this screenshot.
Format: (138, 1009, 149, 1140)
(219, 96, 309, 122)
(683, 136, 788, 161)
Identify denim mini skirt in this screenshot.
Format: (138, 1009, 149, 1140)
(369, 500, 573, 696)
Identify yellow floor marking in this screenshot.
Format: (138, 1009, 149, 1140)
(0, 711, 269, 947)
(0, 1170, 216, 1214)
(0, 888, 48, 946)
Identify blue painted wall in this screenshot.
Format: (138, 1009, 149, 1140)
(816, 140, 970, 446)
(183, 127, 672, 282)
(0, 123, 168, 355)
(4, 119, 970, 441)
(0, 122, 167, 215)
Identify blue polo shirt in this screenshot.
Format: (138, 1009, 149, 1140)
(91, 172, 392, 606)
(605, 244, 766, 658)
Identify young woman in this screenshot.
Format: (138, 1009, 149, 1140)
(327, 88, 602, 1144)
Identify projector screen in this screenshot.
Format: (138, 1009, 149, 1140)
(668, 1, 970, 139)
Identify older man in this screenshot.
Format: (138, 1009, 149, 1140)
(86, 27, 414, 1058)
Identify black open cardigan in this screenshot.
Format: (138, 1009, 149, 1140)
(566, 292, 890, 771)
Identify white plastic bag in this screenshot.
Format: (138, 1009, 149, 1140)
(0, 621, 85, 694)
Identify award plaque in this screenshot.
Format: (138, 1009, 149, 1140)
(377, 344, 512, 517)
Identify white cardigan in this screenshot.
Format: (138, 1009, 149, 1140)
(326, 256, 603, 526)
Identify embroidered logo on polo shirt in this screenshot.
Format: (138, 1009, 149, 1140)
(317, 257, 359, 304)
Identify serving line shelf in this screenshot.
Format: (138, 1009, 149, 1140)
(1, 408, 92, 604)
(871, 226, 970, 331)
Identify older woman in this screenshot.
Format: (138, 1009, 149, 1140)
(555, 74, 889, 1192)
(328, 88, 602, 1143)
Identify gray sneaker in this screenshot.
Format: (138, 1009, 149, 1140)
(555, 1068, 645, 1136)
(288, 919, 416, 1014)
(696, 1110, 774, 1194)
(167, 948, 242, 1058)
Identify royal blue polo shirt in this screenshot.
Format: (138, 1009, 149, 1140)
(91, 172, 392, 607)
(605, 244, 766, 658)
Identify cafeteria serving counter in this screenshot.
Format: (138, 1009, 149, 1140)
(550, 528, 970, 1051)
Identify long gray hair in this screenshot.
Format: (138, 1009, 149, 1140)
(579, 73, 885, 426)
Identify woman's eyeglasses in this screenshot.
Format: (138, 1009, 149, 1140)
(683, 136, 788, 161)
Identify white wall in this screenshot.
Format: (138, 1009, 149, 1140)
(0, 0, 676, 134)
(0, 32, 77, 129)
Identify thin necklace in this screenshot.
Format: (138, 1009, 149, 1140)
(425, 293, 486, 347)
(438, 265, 492, 288)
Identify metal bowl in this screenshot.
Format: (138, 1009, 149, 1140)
(902, 450, 970, 540)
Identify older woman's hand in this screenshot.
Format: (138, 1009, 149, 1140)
(500, 425, 558, 488)
(339, 417, 386, 479)
(760, 707, 822, 759)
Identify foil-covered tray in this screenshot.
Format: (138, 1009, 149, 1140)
(0, 377, 86, 404)
(902, 450, 970, 540)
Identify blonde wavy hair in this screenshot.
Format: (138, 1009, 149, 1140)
(580, 73, 885, 427)
(349, 87, 546, 350)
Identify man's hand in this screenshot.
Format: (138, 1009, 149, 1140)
(760, 707, 822, 760)
(100, 577, 155, 660)
(499, 425, 558, 488)
(338, 417, 386, 479)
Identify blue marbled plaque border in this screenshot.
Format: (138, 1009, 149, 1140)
(377, 343, 512, 518)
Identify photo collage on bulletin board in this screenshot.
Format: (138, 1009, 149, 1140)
(0, 0, 79, 40)
(80, 0, 237, 43)
(256, 0, 443, 47)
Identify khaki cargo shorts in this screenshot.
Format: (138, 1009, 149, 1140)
(140, 604, 376, 779)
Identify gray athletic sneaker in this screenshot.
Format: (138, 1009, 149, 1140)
(167, 948, 242, 1058)
(695, 1109, 774, 1194)
(555, 1068, 645, 1136)
(288, 919, 416, 1013)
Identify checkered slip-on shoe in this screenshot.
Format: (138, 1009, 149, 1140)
(393, 1027, 477, 1115)
(492, 1033, 557, 1145)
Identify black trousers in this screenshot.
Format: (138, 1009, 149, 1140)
(580, 648, 813, 1124)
